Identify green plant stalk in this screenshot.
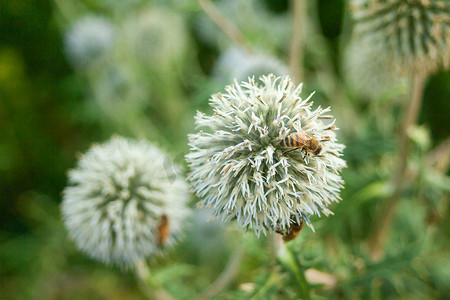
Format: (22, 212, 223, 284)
(277, 244, 311, 300)
(134, 260, 154, 300)
(368, 72, 427, 260)
(250, 270, 283, 300)
(289, 0, 306, 82)
(197, 0, 253, 53)
(196, 246, 244, 300)
(308, 0, 361, 134)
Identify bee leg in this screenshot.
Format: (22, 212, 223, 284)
(296, 148, 306, 162)
(282, 147, 302, 156)
(303, 148, 308, 156)
(302, 148, 309, 161)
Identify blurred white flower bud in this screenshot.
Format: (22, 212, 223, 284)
(64, 15, 116, 69)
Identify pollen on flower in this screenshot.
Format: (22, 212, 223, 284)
(62, 136, 190, 267)
(186, 75, 346, 236)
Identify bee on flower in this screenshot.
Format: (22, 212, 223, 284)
(186, 75, 346, 237)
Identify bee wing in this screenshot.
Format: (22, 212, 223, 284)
(291, 132, 309, 146)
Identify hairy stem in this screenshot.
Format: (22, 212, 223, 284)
(197, 0, 252, 53)
(368, 72, 427, 259)
(196, 246, 244, 300)
(289, 0, 306, 82)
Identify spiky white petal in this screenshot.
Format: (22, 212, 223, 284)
(62, 137, 190, 267)
(186, 75, 346, 236)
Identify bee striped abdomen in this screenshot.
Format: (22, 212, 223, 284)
(281, 135, 293, 147)
(292, 135, 300, 147)
(280, 132, 322, 156)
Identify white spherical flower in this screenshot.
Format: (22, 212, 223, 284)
(186, 75, 346, 236)
(351, 0, 450, 73)
(215, 47, 289, 82)
(64, 15, 116, 69)
(62, 137, 190, 267)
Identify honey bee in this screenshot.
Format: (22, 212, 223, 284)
(156, 215, 170, 247)
(280, 131, 322, 156)
(276, 217, 304, 242)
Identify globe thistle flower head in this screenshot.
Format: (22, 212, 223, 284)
(186, 75, 346, 236)
(64, 15, 116, 69)
(62, 137, 190, 267)
(351, 0, 450, 73)
(215, 47, 289, 82)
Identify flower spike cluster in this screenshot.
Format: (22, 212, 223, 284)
(62, 137, 190, 267)
(186, 75, 346, 236)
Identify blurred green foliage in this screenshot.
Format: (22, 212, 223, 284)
(1, 0, 448, 299)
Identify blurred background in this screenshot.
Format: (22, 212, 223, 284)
(0, 0, 449, 299)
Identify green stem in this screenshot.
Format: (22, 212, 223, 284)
(289, 0, 306, 82)
(277, 244, 311, 300)
(270, 232, 283, 263)
(134, 260, 153, 300)
(197, 0, 253, 53)
(368, 72, 427, 259)
(196, 246, 244, 300)
(250, 270, 283, 300)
